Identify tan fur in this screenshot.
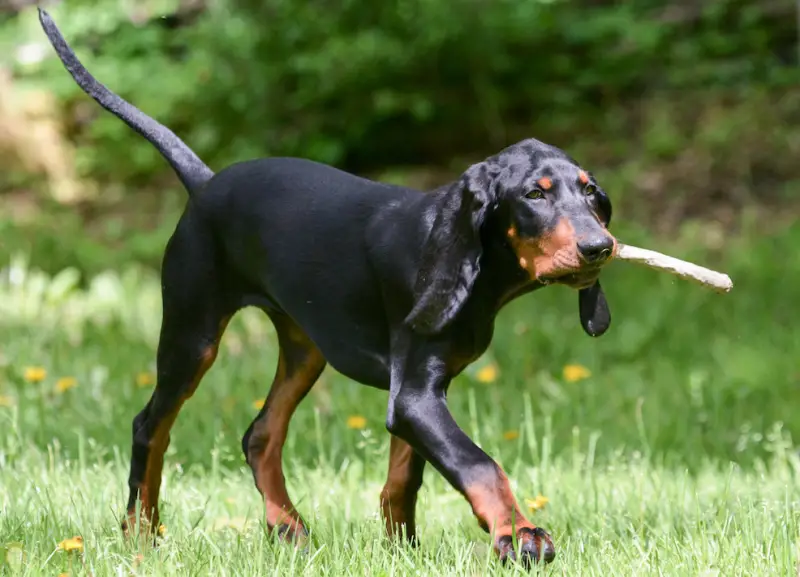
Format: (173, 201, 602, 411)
(380, 436, 419, 536)
(247, 336, 325, 540)
(509, 218, 580, 280)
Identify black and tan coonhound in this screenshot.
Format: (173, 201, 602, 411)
(40, 8, 617, 567)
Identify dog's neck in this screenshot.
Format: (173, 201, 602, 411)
(474, 210, 547, 314)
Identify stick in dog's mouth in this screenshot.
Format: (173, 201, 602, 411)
(612, 243, 733, 293)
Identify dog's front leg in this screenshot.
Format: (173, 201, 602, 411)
(386, 346, 555, 567)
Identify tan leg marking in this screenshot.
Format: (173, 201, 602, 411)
(246, 324, 325, 539)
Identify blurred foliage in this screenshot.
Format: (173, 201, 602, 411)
(0, 0, 798, 278)
(2, 0, 798, 182)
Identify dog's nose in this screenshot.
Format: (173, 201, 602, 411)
(577, 235, 614, 263)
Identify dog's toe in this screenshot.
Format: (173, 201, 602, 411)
(495, 526, 555, 569)
(275, 523, 309, 550)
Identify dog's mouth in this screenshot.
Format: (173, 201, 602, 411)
(513, 234, 614, 290)
(538, 267, 602, 289)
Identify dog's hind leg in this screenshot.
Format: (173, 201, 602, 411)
(380, 435, 426, 543)
(241, 312, 326, 543)
(122, 215, 234, 538)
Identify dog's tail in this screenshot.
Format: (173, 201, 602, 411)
(38, 8, 213, 195)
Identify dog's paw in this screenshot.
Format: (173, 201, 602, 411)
(275, 522, 310, 550)
(121, 513, 165, 547)
(495, 526, 555, 568)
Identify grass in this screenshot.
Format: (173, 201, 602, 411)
(1, 220, 799, 574)
(1, 436, 798, 575)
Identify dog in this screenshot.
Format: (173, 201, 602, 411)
(39, 8, 617, 567)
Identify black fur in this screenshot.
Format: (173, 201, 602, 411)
(40, 7, 618, 567)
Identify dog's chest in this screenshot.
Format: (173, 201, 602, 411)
(446, 318, 496, 376)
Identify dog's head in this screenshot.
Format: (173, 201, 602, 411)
(406, 138, 615, 336)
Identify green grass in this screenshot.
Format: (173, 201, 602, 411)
(1, 220, 799, 574)
(1, 439, 798, 575)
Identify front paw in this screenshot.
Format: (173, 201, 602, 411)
(496, 526, 555, 567)
(275, 522, 310, 550)
(121, 512, 165, 548)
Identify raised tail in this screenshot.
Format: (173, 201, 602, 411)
(38, 8, 214, 195)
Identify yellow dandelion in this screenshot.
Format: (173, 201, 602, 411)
(346, 415, 367, 429)
(562, 364, 591, 383)
(525, 494, 549, 512)
(503, 430, 519, 441)
(55, 377, 77, 394)
(23, 366, 47, 383)
(476, 364, 498, 384)
(252, 399, 265, 410)
(0, 395, 14, 407)
(58, 573, 69, 577)
(57, 536, 83, 552)
(158, 524, 167, 537)
(135, 372, 155, 387)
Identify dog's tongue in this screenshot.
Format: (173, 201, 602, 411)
(578, 281, 611, 337)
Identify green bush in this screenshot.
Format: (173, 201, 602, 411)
(2, 0, 797, 278)
(15, 0, 797, 179)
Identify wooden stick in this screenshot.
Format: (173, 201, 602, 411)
(613, 243, 733, 293)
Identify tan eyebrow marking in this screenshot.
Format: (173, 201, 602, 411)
(536, 177, 552, 190)
(578, 171, 589, 184)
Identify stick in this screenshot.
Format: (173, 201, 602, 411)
(613, 243, 733, 293)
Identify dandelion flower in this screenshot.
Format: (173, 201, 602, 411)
(158, 524, 167, 537)
(562, 364, 591, 383)
(476, 364, 498, 383)
(57, 536, 83, 552)
(55, 377, 77, 394)
(252, 399, 265, 410)
(346, 415, 367, 429)
(23, 366, 46, 383)
(503, 430, 519, 441)
(136, 372, 155, 387)
(525, 494, 549, 512)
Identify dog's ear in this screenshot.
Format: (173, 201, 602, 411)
(578, 280, 611, 337)
(580, 186, 612, 336)
(404, 163, 495, 334)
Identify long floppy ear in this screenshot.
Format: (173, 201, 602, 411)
(579, 187, 613, 336)
(404, 163, 494, 334)
(579, 280, 611, 337)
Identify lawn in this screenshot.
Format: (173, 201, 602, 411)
(1, 439, 797, 575)
(1, 221, 799, 575)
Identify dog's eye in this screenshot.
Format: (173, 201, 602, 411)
(583, 183, 597, 196)
(525, 188, 544, 200)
